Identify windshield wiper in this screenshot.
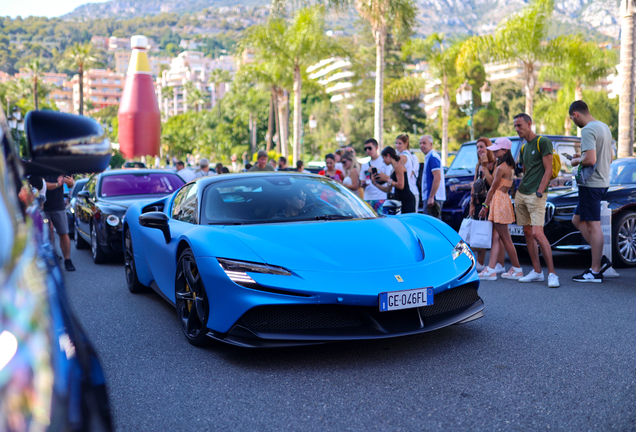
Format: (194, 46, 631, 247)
(315, 214, 354, 221)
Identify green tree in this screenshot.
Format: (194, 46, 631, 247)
(458, 0, 567, 118)
(404, 33, 463, 164)
(59, 42, 100, 115)
(23, 58, 47, 110)
(208, 68, 232, 116)
(355, 0, 416, 147)
(539, 35, 617, 134)
(184, 82, 208, 112)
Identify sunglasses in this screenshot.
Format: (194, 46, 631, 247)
(364, 146, 373, 151)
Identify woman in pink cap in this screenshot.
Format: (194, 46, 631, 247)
(477, 138, 523, 281)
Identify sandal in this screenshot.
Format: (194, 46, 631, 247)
(478, 267, 497, 281)
(501, 266, 523, 280)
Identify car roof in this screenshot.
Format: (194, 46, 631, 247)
(99, 168, 180, 177)
(190, 172, 321, 186)
(458, 135, 581, 147)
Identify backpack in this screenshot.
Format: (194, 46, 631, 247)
(520, 136, 561, 180)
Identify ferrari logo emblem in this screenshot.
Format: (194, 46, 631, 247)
(395, 275, 404, 282)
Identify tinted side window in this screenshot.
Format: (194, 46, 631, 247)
(172, 184, 198, 224)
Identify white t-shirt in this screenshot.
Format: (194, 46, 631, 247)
(359, 156, 392, 200)
(177, 168, 196, 183)
(399, 150, 420, 200)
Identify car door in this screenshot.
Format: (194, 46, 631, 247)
(76, 175, 97, 238)
(143, 183, 199, 297)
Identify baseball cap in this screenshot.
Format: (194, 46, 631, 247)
(489, 138, 512, 151)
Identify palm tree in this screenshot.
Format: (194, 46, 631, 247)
(184, 82, 207, 112)
(618, 0, 636, 158)
(59, 42, 100, 115)
(355, 0, 416, 147)
(208, 69, 232, 116)
(23, 58, 46, 111)
(458, 0, 566, 118)
(241, 7, 341, 162)
(539, 35, 616, 135)
(161, 85, 174, 119)
(403, 34, 462, 165)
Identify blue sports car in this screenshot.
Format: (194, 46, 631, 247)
(123, 173, 483, 347)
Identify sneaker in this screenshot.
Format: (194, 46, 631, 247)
(476, 262, 486, 272)
(600, 255, 613, 274)
(548, 273, 560, 288)
(501, 266, 523, 280)
(519, 270, 544, 283)
(572, 269, 602, 283)
(64, 259, 76, 272)
(493, 263, 506, 274)
(478, 267, 497, 281)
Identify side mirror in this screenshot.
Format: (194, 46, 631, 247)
(139, 212, 170, 244)
(77, 190, 90, 200)
(24, 110, 111, 176)
(381, 199, 402, 215)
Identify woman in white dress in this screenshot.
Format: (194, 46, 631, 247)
(395, 134, 420, 212)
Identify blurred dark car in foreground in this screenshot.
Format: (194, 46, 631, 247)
(65, 177, 88, 239)
(442, 136, 581, 230)
(0, 110, 113, 430)
(74, 169, 184, 263)
(509, 157, 636, 267)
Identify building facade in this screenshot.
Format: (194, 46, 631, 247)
(70, 69, 125, 113)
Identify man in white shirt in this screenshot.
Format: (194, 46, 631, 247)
(419, 135, 446, 218)
(175, 160, 196, 182)
(195, 158, 214, 178)
(359, 138, 392, 212)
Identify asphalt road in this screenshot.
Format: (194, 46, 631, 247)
(62, 244, 636, 431)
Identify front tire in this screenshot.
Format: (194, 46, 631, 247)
(74, 219, 90, 250)
(124, 227, 148, 293)
(175, 248, 209, 346)
(91, 223, 108, 264)
(613, 211, 636, 268)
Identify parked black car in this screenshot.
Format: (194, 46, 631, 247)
(442, 135, 581, 230)
(509, 157, 636, 267)
(0, 109, 113, 430)
(66, 177, 89, 239)
(74, 168, 185, 263)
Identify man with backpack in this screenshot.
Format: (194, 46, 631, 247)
(513, 113, 560, 288)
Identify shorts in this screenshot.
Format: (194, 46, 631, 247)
(514, 192, 547, 226)
(45, 209, 69, 235)
(574, 186, 607, 222)
(366, 200, 386, 212)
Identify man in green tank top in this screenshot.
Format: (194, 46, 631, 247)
(513, 113, 559, 288)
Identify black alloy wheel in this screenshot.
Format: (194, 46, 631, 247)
(175, 248, 209, 346)
(91, 223, 108, 264)
(613, 211, 636, 268)
(124, 228, 148, 293)
(74, 219, 90, 250)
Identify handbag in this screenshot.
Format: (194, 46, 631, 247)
(458, 218, 472, 243)
(469, 219, 493, 249)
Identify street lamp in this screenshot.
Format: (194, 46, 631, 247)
(456, 80, 491, 141)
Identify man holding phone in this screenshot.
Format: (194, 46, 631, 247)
(44, 174, 76, 271)
(359, 138, 391, 211)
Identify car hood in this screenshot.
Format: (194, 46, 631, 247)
(99, 195, 167, 210)
(223, 217, 454, 272)
(548, 185, 629, 202)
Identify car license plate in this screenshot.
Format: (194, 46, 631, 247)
(379, 287, 433, 312)
(509, 224, 524, 236)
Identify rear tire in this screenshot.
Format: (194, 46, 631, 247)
(91, 223, 108, 264)
(612, 211, 636, 268)
(124, 227, 148, 293)
(74, 219, 90, 250)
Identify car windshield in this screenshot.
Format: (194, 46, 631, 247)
(100, 173, 184, 197)
(201, 175, 378, 225)
(610, 159, 636, 185)
(72, 180, 88, 197)
(448, 144, 477, 173)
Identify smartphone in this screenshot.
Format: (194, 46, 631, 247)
(561, 153, 573, 161)
(370, 167, 378, 176)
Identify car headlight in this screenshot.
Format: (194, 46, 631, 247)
(555, 205, 577, 216)
(106, 215, 120, 227)
(452, 240, 474, 263)
(217, 258, 291, 287)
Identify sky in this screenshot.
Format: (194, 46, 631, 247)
(2, 0, 110, 18)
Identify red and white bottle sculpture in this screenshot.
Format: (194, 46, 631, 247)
(118, 35, 161, 159)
